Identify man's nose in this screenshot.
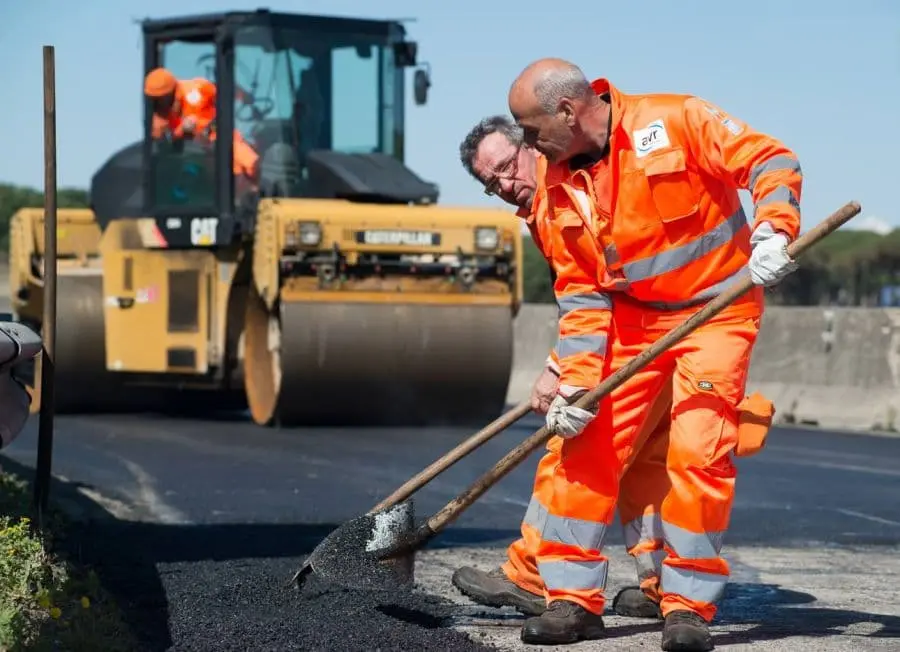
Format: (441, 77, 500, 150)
(499, 177, 516, 194)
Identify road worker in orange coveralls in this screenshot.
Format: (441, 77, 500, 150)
(453, 114, 674, 621)
(143, 67, 259, 184)
(507, 59, 797, 650)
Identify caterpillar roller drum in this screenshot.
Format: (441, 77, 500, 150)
(242, 198, 520, 426)
(9, 9, 524, 427)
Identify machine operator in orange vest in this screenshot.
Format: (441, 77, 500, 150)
(143, 67, 260, 184)
(507, 59, 796, 650)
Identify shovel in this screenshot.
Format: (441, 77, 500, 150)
(289, 399, 536, 587)
(302, 200, 862, 591)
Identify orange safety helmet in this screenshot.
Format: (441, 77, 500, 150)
(144, 67, 178, 97)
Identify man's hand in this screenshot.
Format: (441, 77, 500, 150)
(546, 393, 596, 438)
(749, 222, 799, 286)
(530, 366, 559, 415)
(181, 116, 198, 136)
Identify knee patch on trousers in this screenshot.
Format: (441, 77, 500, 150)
(734, 392, 774, 457)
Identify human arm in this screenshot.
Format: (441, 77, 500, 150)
(545, 234, 613, 436)
(683, 97, 802, 285)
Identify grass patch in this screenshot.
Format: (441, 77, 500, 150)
(0, 469, 136, 652)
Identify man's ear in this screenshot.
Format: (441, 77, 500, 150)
(559, 99, 577, 126)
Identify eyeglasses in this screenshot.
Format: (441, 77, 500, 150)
(483, 152, 519, 196)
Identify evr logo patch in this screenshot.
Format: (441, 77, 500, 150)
(633, 119, 670, 158)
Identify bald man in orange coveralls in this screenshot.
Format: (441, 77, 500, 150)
(507, 58, 798, 650)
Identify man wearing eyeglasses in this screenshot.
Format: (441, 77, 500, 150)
(454, 114, 673, 623)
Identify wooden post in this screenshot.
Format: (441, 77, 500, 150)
(33, 45, 57, 527)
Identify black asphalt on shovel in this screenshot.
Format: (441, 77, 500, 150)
(290, 399, 535, 588)
(298, 200, 862, 592)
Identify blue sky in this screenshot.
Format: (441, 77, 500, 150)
(1, 0, 897, 234)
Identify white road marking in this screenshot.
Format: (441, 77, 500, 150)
(119, 458, 192, 525)
(832, 508, 900, 528)
(757, 457, 900, 478)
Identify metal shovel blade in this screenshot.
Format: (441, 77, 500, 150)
(302, 501, 418, 592)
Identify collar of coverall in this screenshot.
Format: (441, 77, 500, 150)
(543, 77, 624, 189)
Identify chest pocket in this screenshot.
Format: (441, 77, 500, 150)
(639, 147, 700, 223)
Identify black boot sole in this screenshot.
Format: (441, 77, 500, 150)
(520, 623, 606, 645)
(661, 628, 715, 651)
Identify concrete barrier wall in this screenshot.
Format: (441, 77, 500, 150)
(506, 304, 900, 432)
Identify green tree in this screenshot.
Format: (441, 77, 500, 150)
(522, 235, 555, 303)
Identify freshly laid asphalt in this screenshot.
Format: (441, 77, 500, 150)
(2, 410, 900, 650)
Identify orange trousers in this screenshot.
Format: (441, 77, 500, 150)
(529, 304, 761, 622)
(502, 383, 673, 604)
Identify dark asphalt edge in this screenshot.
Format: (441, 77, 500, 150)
(0, 454, 501, 652)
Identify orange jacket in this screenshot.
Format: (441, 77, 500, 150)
(151, 78, 259, 181)
(152, 78, 217, 140)
(517, 155, 566, 376)
(545, 78, 802, 394)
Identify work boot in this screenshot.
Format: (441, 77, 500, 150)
(451, 566, 545, 616)
(520, 599, 606, 645)
(612, 585, 663, 619)
(661, 609, 714, 651)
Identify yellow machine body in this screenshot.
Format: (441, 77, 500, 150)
(7, 9, 524, 426)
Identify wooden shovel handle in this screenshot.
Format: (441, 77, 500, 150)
(370, 400, 534, 513)
(423, 200, 862, 536)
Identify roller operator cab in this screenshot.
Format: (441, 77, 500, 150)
(21, 9, 524, 426)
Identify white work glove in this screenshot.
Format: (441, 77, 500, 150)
(546, 393, 596, 438)
(749, 222, 799, 287)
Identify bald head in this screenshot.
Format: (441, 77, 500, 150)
(507, 58, 610, 165)
(508, 58, 593, 118)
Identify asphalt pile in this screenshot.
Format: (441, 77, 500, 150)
(163, 557, 497, 651)
(64, 520, 496, 652)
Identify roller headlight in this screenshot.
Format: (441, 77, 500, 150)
(474, 227, 499, 251)
(298, 221, 322, 246)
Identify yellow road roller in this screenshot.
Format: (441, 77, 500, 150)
(8, 9, 524, 427)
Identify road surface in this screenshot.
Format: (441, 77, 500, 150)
(2, 411, 899, 650)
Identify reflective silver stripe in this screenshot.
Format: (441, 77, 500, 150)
(635, 549, 667, 579)
(748, 154, 802, 191)
(622, 207, 749, 282)
(557, 292, 613, 319)
(523, 497, 608, 550)
(539, 559, 609, 591)
(522, 496, 546, 531)
(557, 333, 608, 359)
(756, 184, 800, 212)
(544, 512, 607, 550)
(662, 521, 725, 560)
(661, 566, 727, 604)
(623, 512, 663, 550)
(641, 264, 750, 311)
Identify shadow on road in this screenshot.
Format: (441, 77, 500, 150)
(714, 583, 900, 644)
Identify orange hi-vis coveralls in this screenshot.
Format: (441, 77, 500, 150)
(537, 78, 800, 621)
(147, 75, 259, 181)
(501, 153, 676, 604)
